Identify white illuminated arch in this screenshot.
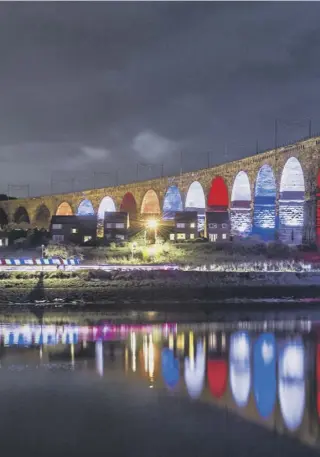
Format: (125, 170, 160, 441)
(230, 172, 252, 236)
(185, 181, 206, 210)
(231, 171, 251, 203)
(184, 341, 205, 399)
(280, 157, 305, 193)
(97, 196, 116, 220)
(230, 332, 251, 408)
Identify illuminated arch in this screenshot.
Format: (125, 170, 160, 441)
(230, 171, 252, 236)
(279, 157, 305, 245)
(97, 196, 116, 220)
(207, 176, 229, 209)
(120, 192, 137, 219)
(56, 202, 73, 216)
(77, 199, 95, 216)
(14, 206, 30, 224)
(141, 189, 160, 214)
(35, 204, 50, 228)
(185, 181, 206, 231)
(0, 208, 8, 227)
(253, 165, 276, 241)
(163, 185, 183, 220)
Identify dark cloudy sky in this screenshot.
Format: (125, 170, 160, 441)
(1, 1, 320, 197)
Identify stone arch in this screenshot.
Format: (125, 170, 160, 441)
(35, 204, 51, 228)
(253, 164, 276, 241)
(185, 181, 206, 231)
(0, 208, 8, 227)
(56, 201, 73, 216)
(317, 170, 320, 245)
(279, 157, 305, 245)
(207, 176, 229, 210)
(163, 185, 183, 220)
(120, 192, 137, 220)
(77, 199, 95, 216)
(14, 206, 30, 224)
(97, 196, 116, 220)
(230, 171, 252, 236)
(141, 189, 161, 214)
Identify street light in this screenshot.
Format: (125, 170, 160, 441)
(145, 219, 159, 245)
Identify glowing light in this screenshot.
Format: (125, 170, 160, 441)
(184, 340, 205, 399)
(253, 165, 276, 240)
(230, 331, 251, 408)
(163, 185, 183, 220)
(185, 181, 206, 231)
(279, 157, 305, 245)
(253, 333, 276, 418)
(230, 171, 251, 236)
(77, 199, 95, 216)
(141, 189, 161, 214)
(278, 339, 305, 431)
(95, 340, 104, 377)
(131, 332, 137, 373)
(97, 196, 116, 220)
(146, 219, 158, 229)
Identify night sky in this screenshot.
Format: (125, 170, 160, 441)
(1, 2, 320, 197)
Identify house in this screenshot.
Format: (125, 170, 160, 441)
(170, 211, 198, 241)
(50, 215, 97, 245)
(205, 212, 230, 242)
(104, 212, 129, 243)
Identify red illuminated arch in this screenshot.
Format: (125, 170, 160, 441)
(120, 192, 137, 218)
(207, 359, 228, 398)
(207, 176, 229, 210)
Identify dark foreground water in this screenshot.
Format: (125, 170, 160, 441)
(0, 315, 320, 456)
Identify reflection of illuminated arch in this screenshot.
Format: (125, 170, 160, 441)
(207, 176, 229, 209)
(161, 348, 180, 390)
(230, 171, 251, 236)
(163, 186, 183, 220)
(56, 201, 73, 216)
(253, 165, 276, 241)
(77, 199, 95, 216)
(184, 341, 205, 399)
(207, 359, 228, 398)
(229, 331, 251, 408)
(185, 181, 206, 231)
(97, 196, 116, 220)
(278, 339, 305, 431)
(120, 192, 137, 219)
(253, 333, 276, 418)
(279, 157, 305, 245)
(141, 189, 160, 214)
(14, 206, 30, 224)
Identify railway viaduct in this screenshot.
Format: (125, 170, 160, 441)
(1, 135, 320, 244)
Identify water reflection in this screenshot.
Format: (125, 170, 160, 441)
(0, 319, 318, 450)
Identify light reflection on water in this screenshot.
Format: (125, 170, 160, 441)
(0, 318, 319, 453)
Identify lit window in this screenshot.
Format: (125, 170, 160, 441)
(52, 235, 64, 242)
(176, 223, 185, 228)
(116, 234, 125, 240)
(209, 223, 217, 229)
(52, 224, 62, 229)
(222, 223, 228, 229)
(190, 223, 195, 228)
(106, 223, 113, 228)
(71, 228, 78, 234)
(115, 223, 124, 229)
(190, 234, 195, 239)
(170, 234, 175, 240)
(84, 236, 92, 242)
(222, 234, 227, 240)
(177, 233, 186, 240)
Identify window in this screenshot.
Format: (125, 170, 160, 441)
(222, 223, 228, 229)
(52, 224, 62, 230)
(222, 234, 227, 240)
(190, 234, 195, 240)
(116, 234, 125, 240)
(209, 223, 217, 229)
(71, 228, 78, 234)
(53, 235, 64, 242)
(177, 233, 186, 240)
(106, 223, 113, 228)
(209, 234, 217, 242)
(190, 223, 195, 228)
(115, 223, 124, 229)
(176, 223, 185, 228)
(170, 234, 175, 241)
(84, 236, 92, 243)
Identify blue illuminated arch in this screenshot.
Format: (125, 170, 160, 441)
(253, 165, 276, 241)
(253, 333, 276, 418)
(184, 341, 205, 399)
(77, 199, 95, 216)
(230, 171, 252, 236)
(185, 181, 206, 231)
(97, 196, 116, 220)
(230, 331, 251, 408)
(279, 157, 305, 245)
(163, 186, 183, 220)
(161, 348, 180, 390)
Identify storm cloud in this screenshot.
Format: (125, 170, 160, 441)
(0, 2, 320, 196)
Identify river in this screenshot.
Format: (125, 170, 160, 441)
(0, 312, 319, 456)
